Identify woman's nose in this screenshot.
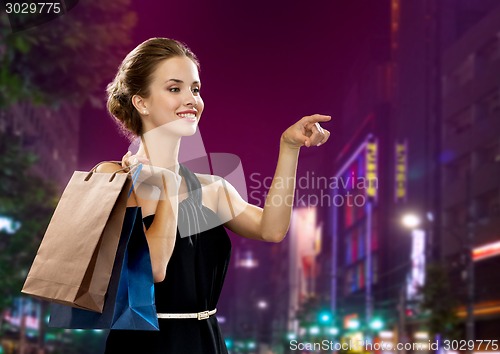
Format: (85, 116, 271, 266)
(183, 90, 196, 106)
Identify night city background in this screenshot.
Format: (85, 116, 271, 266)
(1, 0, 500, 353)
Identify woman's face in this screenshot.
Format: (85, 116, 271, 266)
(141, 56, 204, 136)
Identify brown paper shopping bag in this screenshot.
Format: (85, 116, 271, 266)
(22, 161, 134, 313)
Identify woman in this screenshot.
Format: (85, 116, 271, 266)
(98, 37, 330, 353)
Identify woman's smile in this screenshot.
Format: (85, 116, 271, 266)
(177, 109, 198, 122)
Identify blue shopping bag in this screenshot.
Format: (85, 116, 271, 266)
(49, 206, 159, 330)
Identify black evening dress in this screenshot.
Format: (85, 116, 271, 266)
(104, 164, 231, 354)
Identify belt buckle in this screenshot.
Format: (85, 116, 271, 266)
(197, 310, 210, 320)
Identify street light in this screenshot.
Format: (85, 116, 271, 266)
(328, 327, 339, 336)
(309, 326, 320, 336)
(247, 340, 256, 350)
(401, 213, 421, 229)
(236, 250, 259, 269)
(369, 318, 384, 331)
(346, 319, 360, 330)
(257, 300, 268, 310)
(317, 310, 333, 325)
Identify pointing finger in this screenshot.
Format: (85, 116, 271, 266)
(303, 114, 332, 124)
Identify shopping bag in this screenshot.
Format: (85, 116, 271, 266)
(22, 161, 135, 313)
(48, 206, 159, 331)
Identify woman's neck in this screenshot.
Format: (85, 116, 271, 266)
(136, 129, 181, 174)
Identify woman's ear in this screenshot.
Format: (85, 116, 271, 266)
(132, 95, 149, 115)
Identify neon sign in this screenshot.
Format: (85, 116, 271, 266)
(473, 241, 500, 261)
(394, 140, 408, 203)
(365, 141, 378, 199)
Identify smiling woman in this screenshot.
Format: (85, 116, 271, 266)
(106, 38, 201, 139)
(96, 37, 331, 354)
(135, 57, 204, 136)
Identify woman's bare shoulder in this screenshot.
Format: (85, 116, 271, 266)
(94, 161, 123, 173)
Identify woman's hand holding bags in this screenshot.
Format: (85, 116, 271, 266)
(22, 161, 136, 313)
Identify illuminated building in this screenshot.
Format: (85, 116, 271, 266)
(440, 1, 500, 339)
(387, 0, 500, 341)
(328, 0, 500, 343)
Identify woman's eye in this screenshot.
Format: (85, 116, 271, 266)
(168, 87, 180, 93)
(192, 87, 200, 94)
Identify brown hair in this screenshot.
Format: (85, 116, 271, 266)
(106, 37, 199, 139)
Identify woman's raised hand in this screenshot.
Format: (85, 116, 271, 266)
(281, 114, 331, 149)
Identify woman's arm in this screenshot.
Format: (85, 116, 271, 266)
(96, 161, 180, 283)
(219, 114, 331, 243)
(140, 171, 180, 283)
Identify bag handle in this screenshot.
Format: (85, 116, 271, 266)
(87, 160, 138, 179)
(101, 162, 143, 205)
(86, 160, 142, 198)
(89, 160, 130, 174)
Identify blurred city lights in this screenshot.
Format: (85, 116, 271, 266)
(309, 326, 320, 335)
(414, 331, 429, 339)
(0, 216, 21, 234)
(257, 300, 268, 309)
(401, 213, 421, 229)
(379, 331, 394, 339)
(328, 327, 339, 335)
(369, 318, 384, 330)
(346, 319, 360, 330)
(473, 241, 500, 261)
(318, 310, 333, 324)
(236, 250, 259, 268)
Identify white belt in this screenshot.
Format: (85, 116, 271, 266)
(157, 308, 217, 320)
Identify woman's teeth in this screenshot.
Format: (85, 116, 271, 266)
(177, 113, 196, 118)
